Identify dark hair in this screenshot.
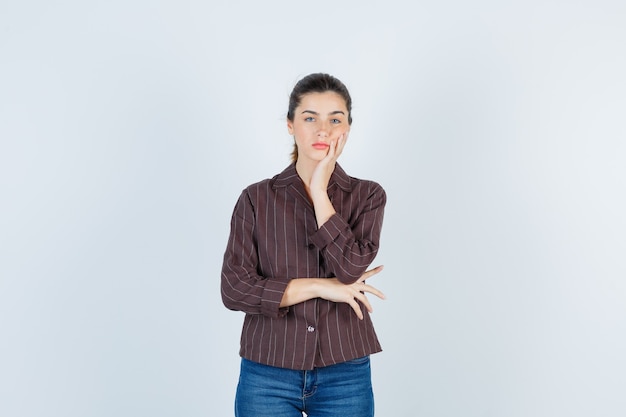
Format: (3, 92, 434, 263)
(287, 73, 352, 162)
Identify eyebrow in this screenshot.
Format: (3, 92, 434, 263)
(301, 110, 346, 116)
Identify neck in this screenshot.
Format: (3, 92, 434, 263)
(295, 158, 318, 188)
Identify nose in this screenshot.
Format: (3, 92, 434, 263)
(317, 121, 330, 138)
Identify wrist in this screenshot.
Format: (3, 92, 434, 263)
(282, 278, 321, 307)
(310, 188, 328, 199)
(309, 278, 324, 298)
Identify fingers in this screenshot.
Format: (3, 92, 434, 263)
(327, 133, 348, 161)
(348, 299, 364, 320)
(347, 265, 386, 320)
(350, 280, 385, 320)
(358, 265, 384, 282)
(360, 282, 386, 300)
(320, 264, 385, 320)
(334, 132, 348, 157)
(354, 291, 374, 314)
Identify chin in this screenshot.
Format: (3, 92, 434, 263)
(302, 153, 326, 162)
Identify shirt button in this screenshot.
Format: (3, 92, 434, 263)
(308, 243, 315, 250)
(307, 326, 315, 333)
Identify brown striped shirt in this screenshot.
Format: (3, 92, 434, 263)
(221, 163, 386, 370)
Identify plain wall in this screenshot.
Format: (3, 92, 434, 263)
(1, 1, 625, 416)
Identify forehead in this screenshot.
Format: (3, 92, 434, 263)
(297, 91, 347, 111)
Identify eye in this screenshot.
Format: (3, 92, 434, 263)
(304, 116, 315, 122)
(330, 118, 341, 124)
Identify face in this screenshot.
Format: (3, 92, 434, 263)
(287, 91, 350, 164)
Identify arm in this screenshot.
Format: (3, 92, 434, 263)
(307, 136, 386, 284)
(280, 266, 386, 320)
(310, 184, 385, 284)
(220, 190, 291, 318)
(222, 181, 385, 320)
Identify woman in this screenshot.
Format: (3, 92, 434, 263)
(221, 73, 386, 417)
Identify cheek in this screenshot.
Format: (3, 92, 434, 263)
(294, 124, 314, 137)
(332, 126, 349, 136)
(293, 131, 307, 146)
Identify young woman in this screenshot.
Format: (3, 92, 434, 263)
(221, 73, 387, 417)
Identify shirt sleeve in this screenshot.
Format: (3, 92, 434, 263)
(221, 189, 290, 318)
(309, 181, 386, 284)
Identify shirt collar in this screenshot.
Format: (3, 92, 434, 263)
(273, 163, 352, 191)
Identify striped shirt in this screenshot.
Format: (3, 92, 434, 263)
(221, 163, 386, 370)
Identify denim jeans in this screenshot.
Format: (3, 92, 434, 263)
(235, 356, 374, 417)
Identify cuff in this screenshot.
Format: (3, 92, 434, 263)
(309, 213, 349, 249)
(261, 277, 291, 318)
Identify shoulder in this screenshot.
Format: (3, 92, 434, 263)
(239, 165, 294, 199)
(341, 173, 386, 209)
(349, 175, 385, 192)
(242, 177, 273, 194)
(347, 173, 386, 196)
(334, 164, 385, 197)
(331, 164, 386, 206)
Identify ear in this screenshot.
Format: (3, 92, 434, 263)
(287, 119, 294, 135)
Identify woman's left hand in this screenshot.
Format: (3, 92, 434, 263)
(309, 132, 348, 194)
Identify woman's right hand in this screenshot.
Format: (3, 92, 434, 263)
(315, 265, 385, 320)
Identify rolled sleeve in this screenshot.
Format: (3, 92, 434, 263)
(309, 213, 348, 249)
(260, 277, 291, 318)
(308, 182, 386, 284)
(221, 189, 291, 319)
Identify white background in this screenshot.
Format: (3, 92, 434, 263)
(1, 1, 625, 416)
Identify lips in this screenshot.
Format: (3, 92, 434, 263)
(312, 142, 330, 150)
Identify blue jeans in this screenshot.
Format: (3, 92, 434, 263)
(235, 356, 375, 417)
